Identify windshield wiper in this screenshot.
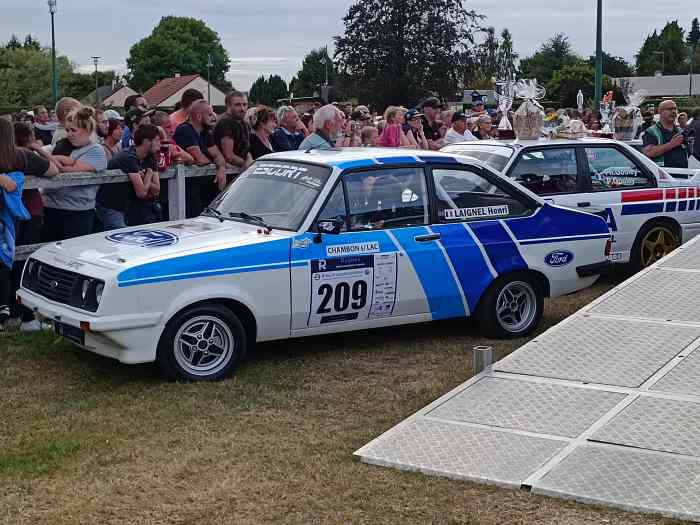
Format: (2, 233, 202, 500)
(228, 211, 273, 232)
(201, 206, 233, 222)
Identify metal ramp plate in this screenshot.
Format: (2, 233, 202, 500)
(592, 397, 700, 456)
(357, 236, 700, 521)
(590, 267, 700, 323)
(356, 418, 567, 488)
(429, 377, 626, 438)
(533, 445, 700, 522)
(494, 316, 699, 387)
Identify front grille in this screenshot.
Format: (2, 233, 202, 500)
(22, 259, 101, 312)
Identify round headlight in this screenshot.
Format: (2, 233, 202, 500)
(81, 279, 91, 301)
(95, 282, 104, 304)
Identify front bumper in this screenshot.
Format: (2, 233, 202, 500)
(17, 288, 163, 364)
(576, 260, 611, 278)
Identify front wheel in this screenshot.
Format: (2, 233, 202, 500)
(157, 304, 247, 381)
(631, 222, 680, 272)
(475, 274, 544, 339)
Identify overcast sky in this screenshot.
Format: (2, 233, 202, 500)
(2, 1, 697, 90)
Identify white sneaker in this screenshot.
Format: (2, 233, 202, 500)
(20, 320, 43, 332)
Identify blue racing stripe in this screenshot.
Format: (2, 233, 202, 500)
(390, 227, 466, 320)
(417, 155, 459, 164)
(432, 224, 495, 312)
(334, 159, 377, 170)
(666, 201, 677, 212)
(679, 200, 688, 212)
(621, 203, 665, 215)
(689, 199, 695, 211)
(519, 233, 610, 245)
(375, 156, 419, 165)
(469, 221, 528, 275)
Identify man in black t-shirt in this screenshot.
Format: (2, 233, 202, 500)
(174, 100, 227, 217)
(214, 91, 252, 169)
(96, 124, 161, 230)
(420, 97, 443, 150)
(642, 100, 689, 169)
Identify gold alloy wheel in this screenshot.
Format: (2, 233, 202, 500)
(640, 226, 678, 267)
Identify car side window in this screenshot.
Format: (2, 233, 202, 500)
(432, 168, 530, 223)
(344, 168, 428, 231)
(316, 182, 348, 232)
(510, 147, 578, 195)
(584, 147, 651, 191)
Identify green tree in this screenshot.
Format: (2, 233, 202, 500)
(545, 61, 619, 107)
(22, 35, 42, 51)
(636, 21, 688, 75)
(475, 27, 499, 80)
(290, 47, 336, 97)
(126, 16, 230, 92)
(587, 52, 634, 78)
(0, 46, 73, 106)
(334, 0, 483, 107)
(249, 75, 288, 106)
(519, 33, 579, 84)
(4, 35, 21, 50)
(496, 28, 518, 81)
(688, 17, 700, 47)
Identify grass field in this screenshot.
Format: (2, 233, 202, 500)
(0, 274, 688, 525)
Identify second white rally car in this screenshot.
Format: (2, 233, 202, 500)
(18, 149, 610, 381)
(443, 138, 700, 269)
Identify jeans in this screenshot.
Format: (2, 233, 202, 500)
(128, 200, 162, 226)
(42, 208, 95, 242)
(96, 206, 127, 231)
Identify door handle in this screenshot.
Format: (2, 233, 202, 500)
(577, 202, 591, 207)
(414, 233, 441, 243)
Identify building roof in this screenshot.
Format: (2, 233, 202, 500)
(614, 75, 700, 98)
(143, 74, 200, 107)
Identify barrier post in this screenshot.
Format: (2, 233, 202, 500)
(472, 345, 493, 375)
(169, 164, 187, 220)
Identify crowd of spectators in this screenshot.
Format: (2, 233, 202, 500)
(0, 88, 698, 330)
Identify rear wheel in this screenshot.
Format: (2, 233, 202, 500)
(631, 222, 680, 271)
(157, 304, 247, 381)
(476, 273, 544, 339)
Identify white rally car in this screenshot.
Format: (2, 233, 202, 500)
(443, 139, 700, 269)
(18, 149, 610, 381)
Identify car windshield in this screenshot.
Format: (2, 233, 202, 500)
(209, 160, 332, 231)
(441, 144, 515, 172)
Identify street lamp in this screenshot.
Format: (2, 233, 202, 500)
(653, 51, 665, 75)
(91, 56, 100, 106)
(594, 0, 603, 112)
(47, 0, 57, 108)
(206, 53, 213, 104)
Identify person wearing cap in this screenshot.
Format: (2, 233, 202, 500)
(470, 100, 486, 117)
(404, 109, 428, 149)
(420, 97, 443, 149)
(123, 107, 154, 148)
(473, 114, 496, 140)
(120, 94, 150, 149)
(444, 112, 477, 144)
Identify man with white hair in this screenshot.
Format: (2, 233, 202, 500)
(271, 106, 308, 151)
(298, 104, 347, 150)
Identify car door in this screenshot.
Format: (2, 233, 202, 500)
(576, 145, 661, 261)
(429, 165, 536, 314)
(289, 166, 447, 332)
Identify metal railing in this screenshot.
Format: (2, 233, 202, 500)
(16, 163, 240, 261)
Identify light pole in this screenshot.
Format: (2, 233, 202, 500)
(206, 53, 212, 104)
(653, 51, 665, 75)
(91, 56, 100, 106)
(47, 0, 57, 108)
(594, 0, 603, 112)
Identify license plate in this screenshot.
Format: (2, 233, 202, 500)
(54, 321, 85, 346)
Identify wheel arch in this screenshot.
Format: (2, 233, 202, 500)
(637, 216, 682, 240)
(475, 268, 550, 313)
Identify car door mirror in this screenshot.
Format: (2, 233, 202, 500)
(316, 217, 344, 235)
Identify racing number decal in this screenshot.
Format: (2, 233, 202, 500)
(308, 254, 397, 326)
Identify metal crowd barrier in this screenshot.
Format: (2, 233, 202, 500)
(16, 163, 240, 261)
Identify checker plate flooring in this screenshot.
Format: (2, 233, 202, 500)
(356, 239, 700, 521)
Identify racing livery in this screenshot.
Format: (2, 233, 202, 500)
(442, 138, 700, 269)
(18, 149, 610, 381)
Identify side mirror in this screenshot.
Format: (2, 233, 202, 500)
(316, 217, 344, 235)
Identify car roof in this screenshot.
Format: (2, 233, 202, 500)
(261, 147, 468, 169)
(445, 138, 629, 149)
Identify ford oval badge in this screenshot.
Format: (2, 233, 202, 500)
(545, 250, 574, 267)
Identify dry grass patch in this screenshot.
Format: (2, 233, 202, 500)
(0, 274, 688, 524)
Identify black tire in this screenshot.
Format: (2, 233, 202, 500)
(156, 303, 247, 381)
(630, 221, 680, 273)
(475, 272, 544, 339)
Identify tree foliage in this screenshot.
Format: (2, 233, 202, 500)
(126, 17, 230, 92)
(689, 18, 700, 48)
(496, 29, 518, 81)
(290, 47, 336, 98)
(0, 46, 72, 106)
(546, 62, 618, 107)
(249, 75, 288, 106)
(334, 0, 483, 107)
(4, 34, 42, 51)
(587, 52, 634, 78)
(636, 21, 688, 75)
(519, 33, 579, 84)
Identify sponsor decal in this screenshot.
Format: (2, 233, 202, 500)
(326, 241, 380, 257)
(444, 205, 509, 220)
(544, 250, 574, 267)
(250, 162, 324, 189)
(106, 229, 179, 247)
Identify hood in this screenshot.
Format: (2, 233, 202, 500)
(37, 217, 293, 270)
